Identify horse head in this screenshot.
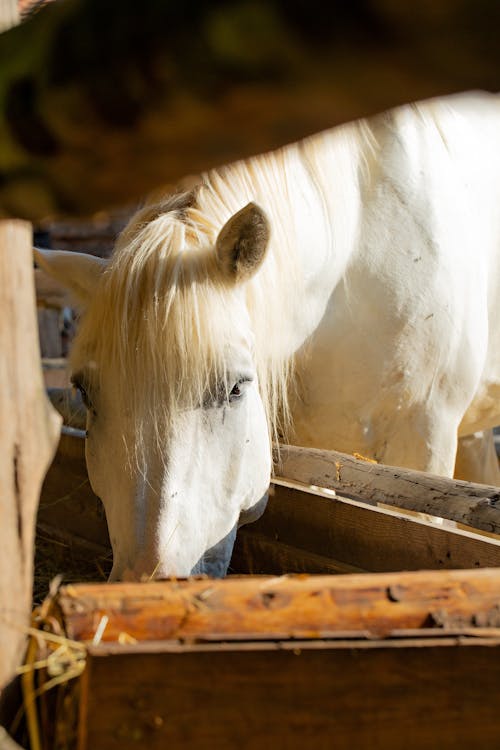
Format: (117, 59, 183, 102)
(35, 200, 274, 580)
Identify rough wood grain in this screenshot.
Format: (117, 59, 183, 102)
(233, 484, 500, 575)
(37, 431, 500, 581)
(53, 569, 500, 644)
(0, 221, 61, 693)
(231, 530, 366, 576)
(275, 444, 500, 534)
(74, 637, 500, 750)
(73, 638, 500, 750)
(0, 221, 61, 749)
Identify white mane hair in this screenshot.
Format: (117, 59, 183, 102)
(71, 114, 382, 464)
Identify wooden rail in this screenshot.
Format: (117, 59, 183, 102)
(275, 444, 500, 534)
(38, 430, 500, 578)
(54, 569, 500, 643)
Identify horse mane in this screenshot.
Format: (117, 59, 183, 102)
(70, 111, 387, 465)
(71, 165, 301, 462)
(70, 93, 493, 467)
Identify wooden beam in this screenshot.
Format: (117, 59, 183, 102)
(0, 1, 499, 217)
(36, 570, 500, 749)
(233, 483, 500, 575)
(274, 444, 500, 534)
(37, 431, 500, 583)
(53, 569, 500, 644)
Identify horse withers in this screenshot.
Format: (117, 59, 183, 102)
(35, 92, 500, 580)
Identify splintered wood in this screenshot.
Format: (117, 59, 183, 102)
(55, 569, 500, 644)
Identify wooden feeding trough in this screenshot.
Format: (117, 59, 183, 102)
(33, 570, 500, 750)
(28, 428, 500, 748)
(38, 428, 500, 578)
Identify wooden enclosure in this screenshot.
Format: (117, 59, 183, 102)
(27, 208, 500, 747)
(27, 427, 500, 748)
(32, 571, 500, 750)
(2, 267, 500, 749)
(3, 3, 500, 748)
(38, 429, 500, 578)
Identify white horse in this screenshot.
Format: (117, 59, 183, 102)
(36, 91, 500, 580)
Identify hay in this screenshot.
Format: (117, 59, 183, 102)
(12, 596, 89, 750)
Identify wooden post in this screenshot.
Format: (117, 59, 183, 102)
(0, 222, 60, 700)
(0, 0, 18, 32)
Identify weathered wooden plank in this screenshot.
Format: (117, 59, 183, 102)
(42, 432, 500, 540)
(230, 531, 366, 576)
(275, 444, 500, 534)
(235, 484, 500, 574)
(53, 569, 500, 644)
(38, 431, 500, 582)
(76, 638, 500, 750)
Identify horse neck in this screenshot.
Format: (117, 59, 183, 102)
(200, 123, 367, 361)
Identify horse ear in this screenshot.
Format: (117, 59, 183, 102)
(34, 248, 107, 305)
(215, 203, 270, 283)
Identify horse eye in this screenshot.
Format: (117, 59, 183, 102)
(229, 379, 249, 402)
(229, 383, 241, 400)
(71, 378, 92, 411)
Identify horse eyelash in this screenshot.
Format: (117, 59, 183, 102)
(71, 375, 94, 413)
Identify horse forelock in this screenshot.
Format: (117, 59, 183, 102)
(70, 190, 292, 465)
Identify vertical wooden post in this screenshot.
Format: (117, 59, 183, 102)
(0, 220, 60, 694)
(0, 0, 18, 32)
